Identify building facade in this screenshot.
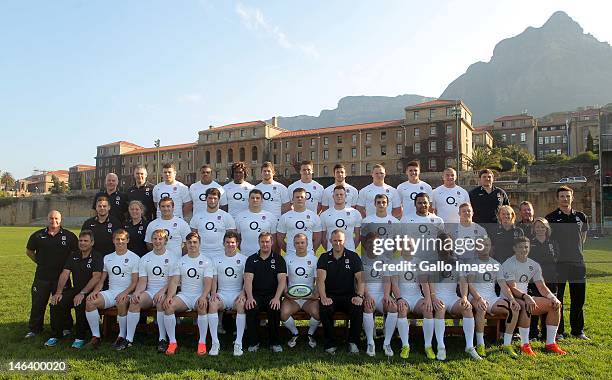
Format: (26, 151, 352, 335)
(492, 114, 537, 155)
(69, 164, 96, 191)
(600, 104, 612, 229)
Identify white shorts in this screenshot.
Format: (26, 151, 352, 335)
(438, 294, 460, 311)
(177, 292, 201, 311)
(470, 294, 503, 314)
(218, 290, 241, 310)
(368, 292, 385, 313)
(405, 295, 424, 312)
(144, 288, 164, 305)
(101, 289, 122, 309)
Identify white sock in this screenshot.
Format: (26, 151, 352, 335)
(283, 316, 299, 335)
(476, 332, 485, 346)
(434, 319, 446, 349)
(197, 314, 208, 344)
(462, 317, 475, 349)
(86, 310, 100, 338)
(117, 315, 127, 339)
(235, 313, 246, 346)
(384, 312, 398, 346)
(208, 313, 219, 344)
(156, 311, 167, 341)
(307, 318, 319, 335)
(163, 314, 177, 343)
(126, 311, 140, 342)
(546, 325, 559, 345)
(519, 327, 530, 345)
(397, 317, 409, 347)
(363, 313, 375, 345)
(503, 332, 512, 346)
(423, 318, 434, 347)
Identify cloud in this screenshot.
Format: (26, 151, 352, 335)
(235, 2, 319, 58)
(178, 93, 206, 105)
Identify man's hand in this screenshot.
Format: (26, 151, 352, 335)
(432, 297, 445, 311)
(270, 297, 281, 310)
(320, 296, 333, 306)
(153, 290, 165, 305)
(246, 297, 257, 310)
(163, 296, 173, 310)
(382, 294, 395, 308)
(423, 298, 433, 313)
(130, 292, 142, 305)
(351, 296, 363, 306)
(86, 292, 99, 302)
(50, 293, 62, 305)
(459, 296, 472, 310)
(196, 295, 208, 310)
(549, 296, 561, 310)
(397, 298, 408, 313)
(510, 299, 521, 312)
(524, 295, 536, 313)
(364, 296, 375, 309)
(475, 297, 488, 312)
(73, 293, 85, 307)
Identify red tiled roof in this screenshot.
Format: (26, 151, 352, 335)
(48, 170, 69, 176)
(122, 143, 197, 155)
(272, 119, 404, 139)
(494, 114, 533, 122)
(474, 124, 493, 131)
(99, 140, 143, 148)
(211, 121, 267, 130)
(72, 164, 96, 170)
(408, 99, 457, 108)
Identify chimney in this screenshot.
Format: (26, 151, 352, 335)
(271, 116, 278, 128)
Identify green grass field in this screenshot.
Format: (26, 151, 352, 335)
(0, 227, 610, 379)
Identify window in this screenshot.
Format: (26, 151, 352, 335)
(215, 170, 219, 178)
(365, 133, 372, 143)
(206, 134, 210, 141)
(544, 136, 550, 144)
(251, 168, 256, 178)
(323, 150, 329, 160)
(396, 144, 403, 155)
(228, 149, 233, 163)
(501, 134, 507, 142)
(351, 164, 357, 175)
(414, 142, 421, 154)
(352, 134, 357, 144)
(241, 129, 245, 137)
(511, 133, 516, 143)
(429, 141, 437, 153)
(178, 162, 182, 171)
(251, 146, 258, 162)
(337, 136, 342, 144)
(188, 161, 192, 170)
(161, 153, 165, 161)
(337, 149, 342, 159)
(323, 166, 328, 175)
(273, 154, 278, 164)
(286, 153, 291, 162)
(538, 137, 543, 145)
(475, 135, 481, 143)
(429, 159, 437, 170)
(217, 133, 221, 140)
(381, 145, 387, 156)
(446, 107, 454, 117)
(351, 147, 357, 157)
(381, 131, 387, 141)
(228, 131, 233, 139)
(323, 137, 329, 146)
(310, 151, 316, 160)
(311, 138, 316, 147)
(205, 151, 210, 164)
(285, 141, 290, 149)
(178, 152, 182, 159)
(216, 150, 222, 163)
(563, 135, 567, 143)
(538, 151, 544, 159)
(252, 128, 256, 136)
(284, 169, 289, 177)
(396, 130, 403, 140)
(429, 109, 436, 118)
(446, 125, 453, 135)
(414, 127, 420, 137)
(365, 146, 372, 156)
(297, 152, 302, 161)
(430, 126, 437, 136)
(521, 132, 526, 142)
(297, 140, 302, 148)
(240, 147, 245, 161)
(273, 142, 278, 150)
(413, 111, 419, 120)
(366, 163, 372, 172)
(446, 158, 455, 168)
(446, 140, 453, 151)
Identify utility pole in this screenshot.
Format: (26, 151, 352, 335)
(154, 139, 161, 183)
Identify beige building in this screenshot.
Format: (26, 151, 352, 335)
(17, 170, 69, 194)
(492, 114, 537, 155)
(569, 107, 600, 156)
(69, 164, 96, 190)
(473, 126, 494, 149)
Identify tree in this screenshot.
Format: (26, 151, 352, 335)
(571, 151, 598, 164)
(466, 146, 501, 171)
(492, 131, 506, 148)
(586, 131, 594, 152)
(494, 145, 535, 173)
(51, 175, 69, 194)
(0, 171, 15, 190)
(544, 153, 570, 164)
(499, 157, 515, 172)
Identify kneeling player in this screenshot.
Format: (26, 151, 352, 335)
(163, 232, 213, 355)
(123, 229, 179, 352)
(429, 233, 482, 360)
(468, 237, 520, 357)
(85, 229, 139, 348)
(281, 233, 320, 349)
(208, 231, 248, 356)
(502, 236, 566, 356)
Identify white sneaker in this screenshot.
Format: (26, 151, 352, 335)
(465, 346, 483, 360)
(383, 344, 394, 357)
(209, 342, 220, 356)
(233, 343, 243, 356)
(271, 344, 283, 353)
(325, 346, 337, 355)
(349, 343, 360, 354)
(307, 335, 317, 348)
(218, 325, 226, 335)
(366, 343, 375, 356)
(436, 347, 446, 361)
(248, 344, 259, 352)
(287, 334, 298, 348)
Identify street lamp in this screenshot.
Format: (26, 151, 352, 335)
(154, 139, 161, 183)
(451, 102, 461, 176)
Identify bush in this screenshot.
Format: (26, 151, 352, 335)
(499, 157, 515, 172)
(571, 151, 598, 164)
(544, 153, 571, 164)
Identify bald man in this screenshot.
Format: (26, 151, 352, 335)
(93, 173, 128, 223)
(25, 210, 78, 339)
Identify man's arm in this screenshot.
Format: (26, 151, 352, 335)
(281, 202, 292, 214)
(276, 232, 287, 253)
(182, 201, 193, 218)
(353, 227, 361, 249)
(392, 207, 402, 219)
(356, 205, 366, 219)
(312, 231, 322, 252)
(26, 249, 36, 263)
(80, 272, 102, 295)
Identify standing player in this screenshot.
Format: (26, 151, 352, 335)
(145, 198, 191, 258)
(320, 164, 358, 212)
(468, 169, 509, 228)
(127, 165, 156, 221)
(189, 188, 236, 259)
(92, 173, 129, 224)
(277, 188, 322, 256)
(281, 234, 320, 349)
(254, 161, 291, 219)
(468, 237, 520, 357)
(503, 236, 566, 356)
(287, 161, 324, 213)
(449, 203, 488, 262)
(84, 230, 139, 348)
(163, 232, 214, 355)
(490, 205, 524, 263)
(190, 164, 228, 218)
(208, 232, 248, 356)
(153, 163, 192, 219)
(356, 164, 401, 218)
(397, 160, 433, 218)
(223, 162, 255, 219)
(431, 168, 470, 224)
(320, 186, 361, 251)
(235, 189, 278, 256)
(82, 196, 121, 256)
(516, 201, 535, 240)
(122, 229, 179, 352)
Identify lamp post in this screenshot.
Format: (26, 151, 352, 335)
(154, 139, 161, 183)
(451, 102, 461, 176)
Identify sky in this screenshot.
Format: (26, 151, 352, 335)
(1, 0, 611, 179)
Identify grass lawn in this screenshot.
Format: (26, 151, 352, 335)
(0, 226, 610, 379)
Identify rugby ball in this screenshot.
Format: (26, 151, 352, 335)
(287, 284, 313, 298)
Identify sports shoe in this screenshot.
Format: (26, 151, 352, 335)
(325, 346, 337, 355)
(520, 343, 536, 357)
(556, 333, 564, 341)
(248, 344, 259, 352)
(400, 345, 410, 359)
(424, 346, 436, 360)
(476, 343, 486, 357)
(71, 339, 85, 349)
(44, 338, 59, 347)
(116, 339, 132, 351)
(383, 344, 394, 357)
(218, 325, 227, 335)
(157, 339, 169, 353)
(503, 345, 518, 358)
(573, 333, 590, 341)
(209, 342, 220, 356)
(436, 347, 446, 361)
(366, 343, 375, 357)
(111, 337, 125, 349)
(349, 343, 359, 354)
(307, 334, 317, 348)
(545, 342, 567, 355)
(465, 346, 483, 360)
(233, 343, 243, 356)
(165, 342, 178, 355)
(271, 344, 283, 353)
(24, 331, 36, 339)
(87, 336, 101, 349)
(287, 334, 299, 348)
(197, 342, 207, 356)
(62, 329, 72, 337)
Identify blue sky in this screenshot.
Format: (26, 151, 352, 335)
(2, 0, 611, 179)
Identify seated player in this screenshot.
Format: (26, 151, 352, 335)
(208, 231, 248, 356)
(428, 232, 482, 360)
(467, 237, 520, 357)
(502, 236, 566, 356)
(163, 232, 214, 355)
(122, 229, 179, 352)
(85, 229, 139, 348)
(281, 233, 320, 349)
(361, 233, 397, 357)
